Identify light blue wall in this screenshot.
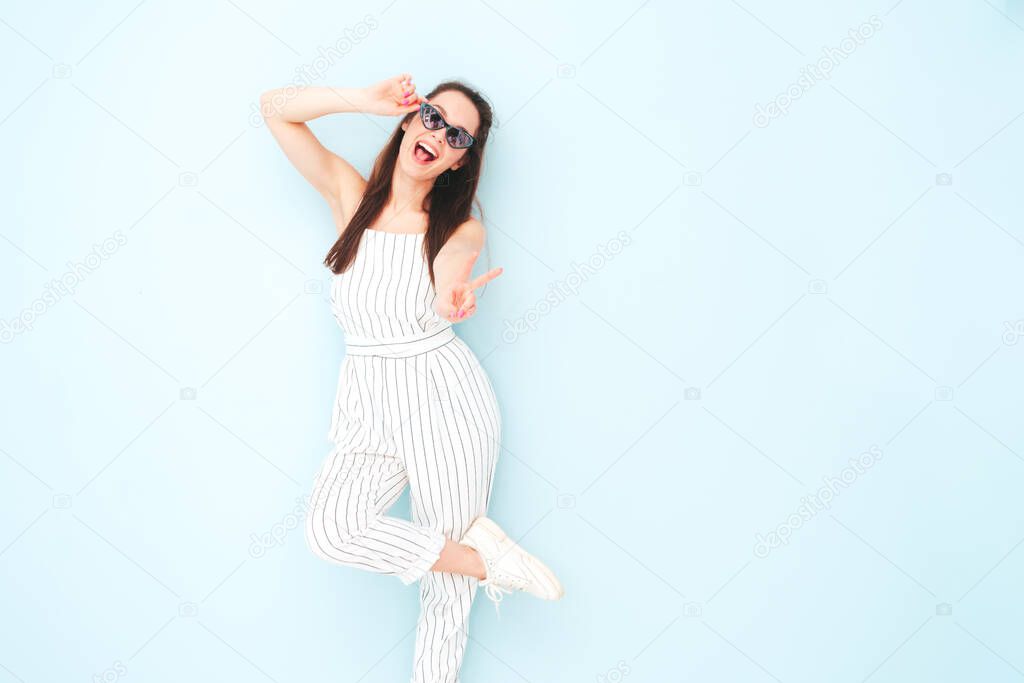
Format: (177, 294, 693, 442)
(2, 0, 1023, 681)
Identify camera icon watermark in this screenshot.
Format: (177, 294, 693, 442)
(684, 387, 701, 401)
(178, 602, 199, 618)
(936, 602, 952, 616)
(682, 601, 703, 618)
(808, 279, 828, 295)
(304, 279, 323, 295)
(557, 493, 576, 509)
(682, 171, 703, 187)
(52, 63, 72, 79)
(557, 63, 576, 79)
(935, 173, 953, 186)
(52, 493, 72, 509)
(180, 387, 197, 400)
(178, 172, 199, 187)
(934, 386, 953, 401)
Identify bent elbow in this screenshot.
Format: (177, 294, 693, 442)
(258, 89, 282, 120)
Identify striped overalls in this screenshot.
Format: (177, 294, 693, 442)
(305, 227, 502, 683)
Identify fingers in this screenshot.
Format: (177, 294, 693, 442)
(449, 284, 463, 307)
(455, 290, 476, 317)
(449, 301, 476, 322)
(398, 75, 422, 110)
(439, 255, 503, 323)
(440, 300, 467, 323)
(455, 251, 503, 292)
(439, 283, 474, 322)
(468, 266, 503, 291)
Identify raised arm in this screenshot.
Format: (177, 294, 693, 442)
(432, 218, 503, 323)
(259, 75, 423, 235)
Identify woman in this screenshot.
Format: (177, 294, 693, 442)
(260, 74, 564, 682)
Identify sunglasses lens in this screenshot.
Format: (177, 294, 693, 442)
(449, 129, 473, 148)
(420, 104, 473, 148)
(422, 105, 444, 130)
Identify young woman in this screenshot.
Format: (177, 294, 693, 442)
(260, 74, 564, 682)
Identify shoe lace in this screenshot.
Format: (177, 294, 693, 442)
(482, 582, 514, 618)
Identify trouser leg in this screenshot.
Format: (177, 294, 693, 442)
(305, 447, 446, 585)
(406, 343, 502, 683)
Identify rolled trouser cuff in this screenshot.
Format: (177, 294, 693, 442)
(398, 529, 446, 585)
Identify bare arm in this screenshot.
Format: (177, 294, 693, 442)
(432, 219, 503, 323)
(259, 75, 423, 235)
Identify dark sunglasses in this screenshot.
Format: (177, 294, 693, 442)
(419, 102, 475, 149)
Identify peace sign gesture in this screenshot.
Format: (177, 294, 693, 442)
(435, 249, 503, 323)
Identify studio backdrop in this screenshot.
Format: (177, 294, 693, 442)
(3, 0, 1024, 681)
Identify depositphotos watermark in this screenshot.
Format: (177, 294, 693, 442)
(0, 230, 128, 344)
(92, 660, 127, 683)
(249, 496, 310, 558)
(249, 14, 379, 126)
(753, 15, 883, 128)
(501, 230, 633, 343)
(1002, 319, 1024, 345)
(754, 445, 883, 558)
(596, 660, 631, 683)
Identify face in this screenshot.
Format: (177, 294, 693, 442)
(399, 90, 481, 180)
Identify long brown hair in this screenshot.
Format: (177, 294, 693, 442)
(323, 80, 494, 285)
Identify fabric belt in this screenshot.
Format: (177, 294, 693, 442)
(344, 326, 457, 358)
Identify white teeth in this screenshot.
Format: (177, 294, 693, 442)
(417, 141, 437, 159)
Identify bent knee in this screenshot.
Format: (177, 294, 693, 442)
(304, 502, 374, 556)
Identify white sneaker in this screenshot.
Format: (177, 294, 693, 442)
(460, 516, 564, 617)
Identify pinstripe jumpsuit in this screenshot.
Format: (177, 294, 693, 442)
(304, 227, 502, 683)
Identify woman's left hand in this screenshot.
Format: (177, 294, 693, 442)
(436, 250, 503, 323)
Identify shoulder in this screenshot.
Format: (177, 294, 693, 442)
(450, 217, 486, 249)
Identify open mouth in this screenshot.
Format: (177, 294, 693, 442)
(413, 140, 438, 164)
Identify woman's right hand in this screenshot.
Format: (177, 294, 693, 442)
(360, 74, 424, 116)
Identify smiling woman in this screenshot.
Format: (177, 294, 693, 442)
(412, 137, 438, 163)
(258, 74, 564, 683)
(319, 80, 489, 291)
